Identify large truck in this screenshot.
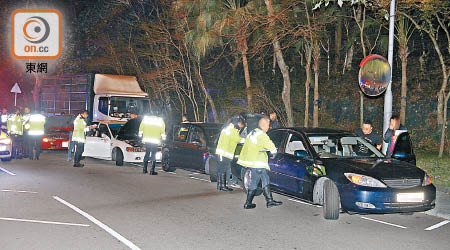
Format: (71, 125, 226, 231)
(39, 74, 151, 121)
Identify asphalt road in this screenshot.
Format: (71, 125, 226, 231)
(0, 151, 449, 250)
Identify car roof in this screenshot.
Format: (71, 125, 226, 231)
(277, 127, 352, 135)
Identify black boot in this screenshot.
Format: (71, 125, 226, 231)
(149, 162, 158, 175)
(143, 161, 148, 174)
(216, 174, 222, 190)
(222, 174, 233, 191)
(263, 186, 282, 208)
(244, 190, 257, 209)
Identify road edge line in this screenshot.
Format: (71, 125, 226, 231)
(0, 166, 16, 176)
(53, 196, 142, 250)
(0, 217, 89, 227)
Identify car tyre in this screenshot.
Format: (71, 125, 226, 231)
(1, 157, 11, 162)
(323, 179, 340, 220)
(115, 148, 124, 166)
(161, 149, 176, 172)
(208, 158, 218, 182)
(242, 168, 263, 196)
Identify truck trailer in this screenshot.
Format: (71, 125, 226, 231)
(40, 73, 151, 121)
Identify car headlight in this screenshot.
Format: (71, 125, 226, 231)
(155, 151, 162, 160)
(42, 137, 49, 143)
(0, 138, 11, 144)
(423, 173, 432, 186)
(344, 173, 387, 188)
(126, 147, 135, 152)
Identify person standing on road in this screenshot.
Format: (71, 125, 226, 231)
(354, 120, 382, 151)
(238, 117, 282, 209)
(7, 108, 24, 159)
(22, 107, 31, 158)
(72, 110, 94, 168)
(27, 110, 46, 160)
(139, 111, 166, 175)
(269, 111, 279, 129)
(215, 117, 245, 191)
(384, 114, 407, 157)
(1, 107, 8, 129)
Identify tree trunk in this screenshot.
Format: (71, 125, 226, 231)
(313, 40, 320, 128)
(241, 51, 253, 112)
(439, 91, 450, 158)
(399, 51, 408, 125)
(264, 0, 294, 126)
(334, 19, 342, 74)
(304, 45, 312, 128)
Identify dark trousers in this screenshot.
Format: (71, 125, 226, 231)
(217, 156, 232, 175)
(23, 132, 30, 157)
(11, 135, 23, 158)
(74, 142, 85, 164)
(143, 143, 157, 172)
(248, 168, 270, 191)
(29, 135, 42, 160)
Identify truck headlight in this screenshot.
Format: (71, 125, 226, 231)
(344, 173, 387, 188)
(423, 173, 432, 186)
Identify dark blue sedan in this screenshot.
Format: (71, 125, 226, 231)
(231, 128, 436, 220)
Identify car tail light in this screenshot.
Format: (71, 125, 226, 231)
(42, 137, 49, 142)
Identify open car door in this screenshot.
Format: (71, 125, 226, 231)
(391, 132, 416, 165)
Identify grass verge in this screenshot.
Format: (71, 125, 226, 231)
(416, 151, 450, 188)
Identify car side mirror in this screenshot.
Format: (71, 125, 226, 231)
(295, 150, 309, 158)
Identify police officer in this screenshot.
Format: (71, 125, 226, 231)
(7, 108, 24, 159)
(27, 110, 46, 160)
(139, 110, 166, 175)
(237, 117, 282, 209)
(22, 107, 31, 158)
(215, 117, 245, 191)
(1, 107, 8, 129)
(72, 110, 94, 168)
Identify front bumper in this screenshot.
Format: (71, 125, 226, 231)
(339, 183, 436, 214)
(123, 151, 161, 163)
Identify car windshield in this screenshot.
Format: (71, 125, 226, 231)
(308, 134, 384, 159)
(204, 127, 221, 145)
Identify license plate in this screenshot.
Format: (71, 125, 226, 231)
(397, 193, 424, 203)
(62, 141, 69, 148)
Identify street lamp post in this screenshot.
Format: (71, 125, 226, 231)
(383, 0, 396, 154)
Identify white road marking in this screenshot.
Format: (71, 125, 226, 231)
(189, 176, 210, 182)
(53, 196, 142, 250)
(425, 220, 450, 231)
(287, 198, 321, 207)
(0, 217, 89, 227)
(0, 189, 38, 194)
(360, 216, 407, 229)
(189, 172, 200, 175)
(166, 172, 176, 175)
(0, 167, 16, 176)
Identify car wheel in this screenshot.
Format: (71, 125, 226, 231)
(242, 168, 263, 196)
(208, 158, 218, 182)
(115, 148, 124, 166)
(1, 157, 11, 162)
(323, 179, 340, 220)
(161, 149, 175, 172)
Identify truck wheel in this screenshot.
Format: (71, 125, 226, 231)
(161, 149, 175, 172)
(208, 158, 218, 182)
(115, 149, 124, 166)
(242, 168, 263, 196)
(323, 179, 340, 220)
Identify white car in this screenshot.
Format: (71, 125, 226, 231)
(0, 129, 12, 161)
(83, 120, 161, 166)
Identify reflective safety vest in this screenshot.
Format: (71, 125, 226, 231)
(7, 114, 23, 135)
(1, 113, 8, 124)
(28, 114, 46, 136)
(22, 113, 31, 130)
(72, 115, 88, 143)
(139, 115, 166, 145)
(216, 123, 244, 159)
(237, 128, 277, 170)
